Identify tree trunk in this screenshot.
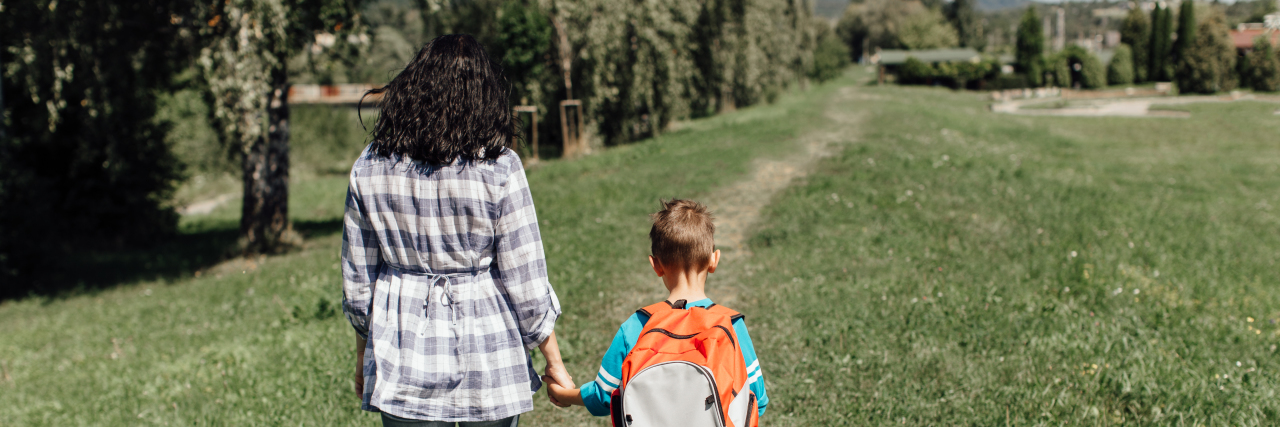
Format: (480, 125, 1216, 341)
(240, 71, 291, 253)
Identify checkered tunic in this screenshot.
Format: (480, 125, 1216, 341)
(341, 146, 561, 422)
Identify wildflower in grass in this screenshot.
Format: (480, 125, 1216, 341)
(1113, 287, 1124, 296)
(1247, 317, 1254, 323)
(1133, 289, 1140, 295)
(1070, 251, 1078, 258)
(1128, 241, 1135, 248)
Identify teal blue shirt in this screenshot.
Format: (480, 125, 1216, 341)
(578, 298, 768, 417)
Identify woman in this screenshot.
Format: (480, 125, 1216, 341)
(341, 34, 572, 426)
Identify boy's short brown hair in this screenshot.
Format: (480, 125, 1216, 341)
(649, 199, 715, 269)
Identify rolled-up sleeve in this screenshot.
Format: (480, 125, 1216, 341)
(341, 174, 381, 340)
(494, 158, 561, 350)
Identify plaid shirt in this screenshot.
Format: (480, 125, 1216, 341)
(341, 147, 561, 422)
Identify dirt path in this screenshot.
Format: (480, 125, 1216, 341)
(685, 86, 865, 308)
(707, 87, 864, 255)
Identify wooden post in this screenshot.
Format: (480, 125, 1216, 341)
(559, 100, 583, 158)
(514, 105, 538, 160)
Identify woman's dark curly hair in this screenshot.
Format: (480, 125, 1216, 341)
(361, 34, 515, 164)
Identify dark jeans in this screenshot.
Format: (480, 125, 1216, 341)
(381, 413, 519, 427)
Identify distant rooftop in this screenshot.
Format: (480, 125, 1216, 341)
(1229, 28, 1280, 50)
(873, 49, 982, 65)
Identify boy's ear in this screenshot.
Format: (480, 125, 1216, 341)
(648, 255, 665, 277)
(707, 249, 721, 274)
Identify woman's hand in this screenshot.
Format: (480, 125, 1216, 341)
(537, 332, 575, 407)
(354, 336, 367, 399)
(542, 362, 575, 407)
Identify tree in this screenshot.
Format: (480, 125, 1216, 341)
(0, 0, 194, 289)
(837, 0, 929, 60)
(1120, 7, 1150, 82)
(810, 23, 851, 82)
(495, 0, 553, 104)
(1172, 0, 1197, 66)
(1107, 44, 1136, 86)
(545, 0, 816, 146)
(1247, 0, 1278, 24)
(898, 8, 960, 50)
(197, 0, 365, 254)
(1175, 13, 1237, 94)
(1015, 6, 1045, 85)
(1149, 4, 1174, 81)
(946, 0, 984, 50)
(1245, 36, 1280, 92)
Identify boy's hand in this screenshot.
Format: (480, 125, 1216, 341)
(541, 364, 574, 408)
(541, 375, 583, 407)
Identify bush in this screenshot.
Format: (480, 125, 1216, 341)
(1108, 44, 1136, 85)
(810, 25, 851, 82)
(899, 57, 936, 84)
(986, 73, 1032, 90)
(1245, 37, 1280, 92)
(1052, 46, 1106, 89)
(1175, 14, 1237, 94)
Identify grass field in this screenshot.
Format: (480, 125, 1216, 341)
(2, 68, 1278, 426)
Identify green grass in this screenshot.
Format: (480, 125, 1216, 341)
(3, 70, 1278, 426)
(747, 83, 1280, 425)
(0, 75, 838, 426)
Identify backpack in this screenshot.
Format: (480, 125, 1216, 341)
(610, 299, 758, 427)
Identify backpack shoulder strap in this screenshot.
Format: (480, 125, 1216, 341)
(636, 299, 685, 318)
(703, 303, 745, 322)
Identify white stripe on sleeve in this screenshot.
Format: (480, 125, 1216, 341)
(598, 367, 621, 387)
(746, 360, 760, 375)
(595, 376, 618, 393)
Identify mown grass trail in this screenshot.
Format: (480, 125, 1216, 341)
(747, 72, 1280, 426)
(2, 69, 1278, 426)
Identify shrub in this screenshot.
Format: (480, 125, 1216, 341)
(899, 57, 936, 84)
(1175, 14, 1237, 94)
(1108, 44, 1136, 85)
(810, 24, 851, 82)
(1245, 37, 1280, 92)
(1052, 46, 1106, 89)
(987, 73, 1032, 90)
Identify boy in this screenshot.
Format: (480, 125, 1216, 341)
(545, 199, 768, 419)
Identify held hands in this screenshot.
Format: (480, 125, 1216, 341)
(541, 362, 575, 408)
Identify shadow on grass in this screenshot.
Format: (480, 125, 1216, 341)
(9, 218, 343, 302)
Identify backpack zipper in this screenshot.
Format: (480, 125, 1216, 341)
(642, 325, 737, 348)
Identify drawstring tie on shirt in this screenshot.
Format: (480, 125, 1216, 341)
(431, 274, 459, 325)
(422, 260, 491, 325)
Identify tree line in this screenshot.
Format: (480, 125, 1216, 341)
(0, 0, 845, 295)
(1016, 2, 1278, 93)
(836, 0, 1280, 93)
